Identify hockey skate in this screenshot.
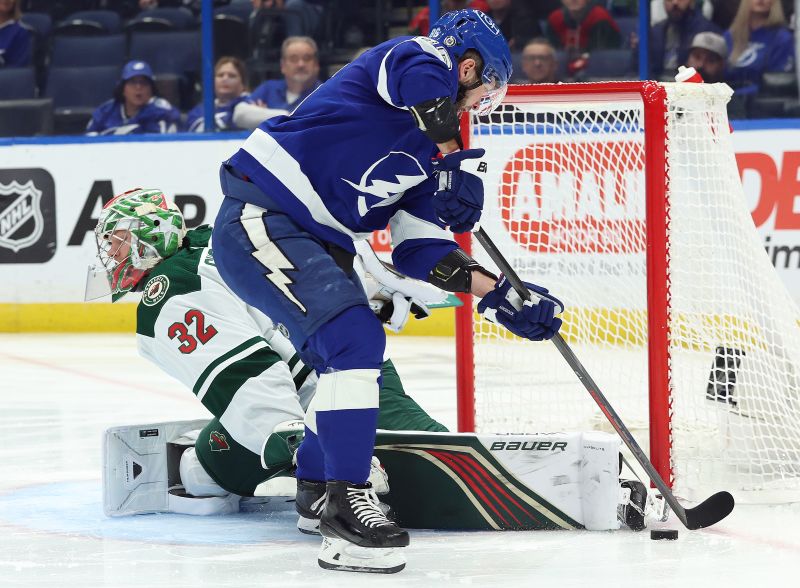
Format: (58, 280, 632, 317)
(295, 479, 327, 535)
(317, 480, 409, 574)
(618, 479, 670, 531)
(295, 457, 391, 535)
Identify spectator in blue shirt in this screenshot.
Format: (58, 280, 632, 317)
(725, 0, 794, 95)
(86, 60, 182, 136)
(234, 35, 321, 129)
(650, 0, 721, 79)
(0, 0, 30, 68)
(187, 57, 250, 132)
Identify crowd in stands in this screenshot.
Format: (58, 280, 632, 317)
(0, 0, 799, 137)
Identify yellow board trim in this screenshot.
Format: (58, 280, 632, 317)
(0, 303, 456, 335)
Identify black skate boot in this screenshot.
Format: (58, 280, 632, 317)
(317, 480, 409, 573)
(619, 479, 648, 531)
(295, 479, 326, 535)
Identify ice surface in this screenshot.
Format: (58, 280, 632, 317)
(0, 334, 798, 587)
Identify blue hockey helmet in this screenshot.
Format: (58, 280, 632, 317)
(429, 9, 512, 115)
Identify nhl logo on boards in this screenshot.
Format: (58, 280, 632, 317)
(0, 180, 43, 253)
(142, 275, 169, 306)
(0, 169, 56, 263)
(209, 431, 230, 452)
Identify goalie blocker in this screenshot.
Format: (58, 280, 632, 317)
(104, 421, 663, 531)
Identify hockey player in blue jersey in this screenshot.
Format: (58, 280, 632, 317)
(211, 9, 564, 573)
(86, 60, 182, 136)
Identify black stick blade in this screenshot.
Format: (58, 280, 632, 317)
(684, 491, 735, 529)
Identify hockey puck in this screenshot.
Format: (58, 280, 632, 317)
(650, 529, 678, 540)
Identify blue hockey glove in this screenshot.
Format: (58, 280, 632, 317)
(476, 276, 564, 341)
(431, 148, 486, 233)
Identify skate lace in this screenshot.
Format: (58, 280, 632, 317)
(348, 487, 391, 528)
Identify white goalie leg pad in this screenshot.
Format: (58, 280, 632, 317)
(579, 432, 622, 531)
(167, 491, 240, 516)
(318, 537, 406, 574)
(179, 447, 229, 497)
(475, 430, 621, 530)
(103, 419, 211, 516)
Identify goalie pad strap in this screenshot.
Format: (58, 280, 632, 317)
(428, 248, 496, 293)
(409, 96, 461, 145)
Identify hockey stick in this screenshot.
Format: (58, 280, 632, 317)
(472, 227, 735, 530)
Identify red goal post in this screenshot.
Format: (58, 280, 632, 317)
(454, 81, 800, 503)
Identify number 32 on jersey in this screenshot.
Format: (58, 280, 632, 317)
(168, 309, 218, 354)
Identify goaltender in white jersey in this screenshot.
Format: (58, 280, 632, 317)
(87, 189, 668, 573)
(86, 188, 450, 520)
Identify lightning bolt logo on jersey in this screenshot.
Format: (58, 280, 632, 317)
(239, 203, 307, 313)
(226, 36, 462, 281)
(342, 152, 428, 218)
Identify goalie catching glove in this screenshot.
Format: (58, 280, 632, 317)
(354, 241, 448, 332)
(477, 275, 564, 341)
(431, 148, 486, 233)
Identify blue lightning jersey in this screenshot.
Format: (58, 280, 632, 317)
(226, 36, 461, 281)
(186, 94, 249, 132)
(86, 97, 182, 136)
(0, 20, 31, 67)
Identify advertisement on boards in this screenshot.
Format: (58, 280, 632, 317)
(2, 127, 800, 311)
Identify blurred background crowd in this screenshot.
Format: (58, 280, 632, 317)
(0, 0, 797, 137)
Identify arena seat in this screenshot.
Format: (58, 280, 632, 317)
(0, 67, 36, 100)
(55, 10, 122, 35)
(0, 99, 54, 137)
(49, 34, 126, 68)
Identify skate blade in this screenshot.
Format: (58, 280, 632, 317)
(317, 538, 406, 574)
(297, 516, 321, 536)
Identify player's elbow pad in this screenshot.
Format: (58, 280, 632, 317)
(409, 96, 461, 145)
(428, 249, 496, 293)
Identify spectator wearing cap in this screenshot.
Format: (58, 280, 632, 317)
(233, 36, 321, 129)
(409, 0, 489, 37)
(724, 0, 794, 96)
(186, 57, 250, 132)
(685, 31, 748, 118)
(518, 38, 559, 84)
(686, 31, 727, 83)
(0, 0, 30, 67)
(547, 0, 622, 55)
(86, 60, 182, 135)
(650, 0, 721, 80)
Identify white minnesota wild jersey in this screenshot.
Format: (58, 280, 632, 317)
(135, 226, 316, 456)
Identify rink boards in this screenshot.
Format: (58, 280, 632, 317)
(2, 122, 800, 332)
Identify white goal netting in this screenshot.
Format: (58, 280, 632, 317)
(464, 82, 800, 503)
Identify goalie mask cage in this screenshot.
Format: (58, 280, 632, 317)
(455, 81, 800, 504)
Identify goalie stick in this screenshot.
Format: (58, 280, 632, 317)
(472, 227, 735, 530)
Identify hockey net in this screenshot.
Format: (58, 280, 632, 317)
(456, 81, 800, 504)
